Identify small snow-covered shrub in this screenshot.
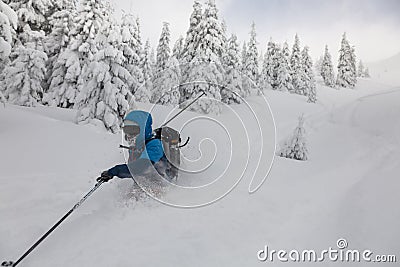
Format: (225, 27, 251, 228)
(278, 115, 308, 161)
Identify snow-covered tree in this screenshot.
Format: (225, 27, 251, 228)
(259, 40, 272, 90)
(336, 33, 357, 88)
(182, 0, 202, 64)
(221, 33, 242, 104)
(276, 41, 294, 92)
(152, 22, 172, 102)
(134, 16, 142, 50)
(137, 39, 154, 103)
(150, 47, 156, 70)
(153, 57, 181, 106)
(314, 55, 323, 77)
(43, 0, 76, 95)
(350, 45, 357, 81)
(9, 0, 53, 37)
(120, 12, 143, 96)
(260, 40, 292, 93)
(155, 22, 171, 72)
(278, 115, 308, 161)
(0, 0, 15, 98)
(321, 45, 335, 87)
(221, 19, 227, 42)
(0, 90, 5, 104)
(182, 60, 223, 114)
(75, 20, 133, 133)
(45, 0, 76, 62)
(0, 0, 17, 61)
(290, 34, 304, 95)
(301, 46, 317, 103)
(357, 60, 364, 77)
(195, 1, 224, 62)
(180, 0, 224, 114)
(364, 67, 370, 78)
(172, 35, 184, 62)
(48, 0, 109, 108)
(220, 18, 227, 57)
(3, 42, 47, 106)
(242, 22, 259, 96)
(260, 39, 279, 91)
(241, 41, 247, 72)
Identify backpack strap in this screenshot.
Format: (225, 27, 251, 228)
(145, 128, 161, 145)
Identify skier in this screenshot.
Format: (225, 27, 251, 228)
(97, 110, 166, 182)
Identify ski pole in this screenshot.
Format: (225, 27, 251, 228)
(2, 180, 106, 267)
(161, 90, 206, 127)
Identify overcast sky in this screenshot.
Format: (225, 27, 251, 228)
(111, 0, 400, 63)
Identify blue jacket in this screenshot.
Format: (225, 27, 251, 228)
(107, 111, 164, 178)
(124, 110, 164, 163)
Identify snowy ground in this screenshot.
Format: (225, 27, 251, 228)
(1, 77, 399, 266)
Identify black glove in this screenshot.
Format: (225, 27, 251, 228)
(97, 171, 114, 183)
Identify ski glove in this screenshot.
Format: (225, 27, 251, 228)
(97, 171, 114, 183)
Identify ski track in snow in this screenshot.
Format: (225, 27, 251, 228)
(0, 80, 399, 266)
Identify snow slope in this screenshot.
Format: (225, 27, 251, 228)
(368, 52, 400, 87)
(1, 79, 399, 266)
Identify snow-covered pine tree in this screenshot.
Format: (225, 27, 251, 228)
(221, 19, 227, 42)
(314, 55, 323, 77)
(74, 0, 111, 92)
(137, 39, 153, 103)
(180, 0, 224, 114)
(45, 0, 76, 63)
(364, 67, 370, 78)
(3, 41, 47, 106)
(9, 0, 53, 38)
(221, 33, 242, 104)
(43, 45, 78, 107)
(182, 0, 202, 64)
(48, 0, 108, 108)
(259, 40, 272, 91)
(0, 0, 16, 96)
(0, 90, 5, 104)
(260, 39, 279, 91)
(357, 60, 364, 77)
(195, 0, 224, 62)
(220, 18, 227, 57)
(350, 45, 357, 84)
(0, 0, 17, 61)
(241, 41, 247, 72)
(150, 47, 156, 70)
(242, 22, 259, 96)
(152, 22, 171, 103)
(278, 115, 308, 161)
(43, 0, 76, 98)
(172, 35, 184, 62)
(276, 41, 294, 92)
(155, 22, 171, 72)
(290, 34, 305, 95)
(134, 16, 142, 49)
(155, 57, 181, 106)
(75, 19, 133, 133)
(301, 46, 317, 103)
(336, 33, 357, 88)
(120, 12, 143, 97)
(321, 45, 335, 87)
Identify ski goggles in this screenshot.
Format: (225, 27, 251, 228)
(122, 121, 140, 137)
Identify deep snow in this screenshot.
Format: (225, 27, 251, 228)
(0, 78, 399, 266)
